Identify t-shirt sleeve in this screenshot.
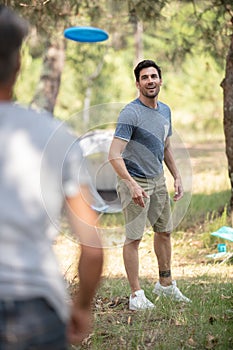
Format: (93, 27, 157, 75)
(114, 106, 137, 142)
(159, 103, 172, 139)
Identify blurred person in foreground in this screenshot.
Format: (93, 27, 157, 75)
(0, 5, 103, 349)
(109, 59, 190, 311)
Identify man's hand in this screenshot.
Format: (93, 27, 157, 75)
(65, 186, 103, 346)
(67, 307, 92, 345)
(129, 180, 149, 207)
(173, 177, 183, 201)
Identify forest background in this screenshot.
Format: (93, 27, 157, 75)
(5, 0, 233, 251)
(8, 0, 231, 140)
(7, 0, 233, 207)
(4, 0, 231, 220)
(4, 1, 233, 348)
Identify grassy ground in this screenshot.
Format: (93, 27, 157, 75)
(54, 140, 233, 350)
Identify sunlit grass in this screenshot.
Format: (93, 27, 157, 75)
(70, 275, 233, 350)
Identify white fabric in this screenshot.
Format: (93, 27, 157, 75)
(0, 102, 89, 322)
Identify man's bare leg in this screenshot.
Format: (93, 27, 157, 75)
(123, 238, 141, 295)
(153, 231, 172, 286)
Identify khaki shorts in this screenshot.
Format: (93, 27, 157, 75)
(117, 174, 173, 240)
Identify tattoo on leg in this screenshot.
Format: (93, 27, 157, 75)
(159, 270, 171, 278)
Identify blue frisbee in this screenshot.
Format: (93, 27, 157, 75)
(64, 26, 109, 43)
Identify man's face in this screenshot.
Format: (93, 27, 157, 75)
(136, 67, 162, 99)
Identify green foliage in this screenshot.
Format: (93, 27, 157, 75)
(14, 44, 42, 104)
(179, 190, 231, 231)
(7, 0, 230, 138)
(154, 0, 232, 67)
(8, 1, 83, 35)
(9, 0, 232, 141)
(55, 1, 227, 140)
(127, 0, 167, 23)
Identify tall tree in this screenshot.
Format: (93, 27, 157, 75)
(7, 1, 82, 112)
(221, 23, 233, 221)
(191, 0, 233, 220)
(30, 39, 66, 113)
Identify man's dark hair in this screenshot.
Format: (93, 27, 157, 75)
(0, 5, 28, 83)
(134, 60, 162, 82)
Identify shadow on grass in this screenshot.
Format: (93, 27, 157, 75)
(69, 275, 233, 350)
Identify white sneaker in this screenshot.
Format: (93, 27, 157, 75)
(153, 281, 191, 303)
(129, 289, 155, 311)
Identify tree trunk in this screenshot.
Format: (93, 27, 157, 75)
(134, 20, 143, 64)
(82, 60, 105, 129)
(83, 85, 92, 128)
(30, 39, 65, 114)
(221, 32, 233, 223)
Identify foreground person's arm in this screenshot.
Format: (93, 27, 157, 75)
(65, 185, 103, 345)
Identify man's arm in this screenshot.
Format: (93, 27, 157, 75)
(65, 185, 103, 345)
(164, 137, 183, 201)
(108, 137, 148, 207)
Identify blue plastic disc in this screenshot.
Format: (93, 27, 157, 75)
(64, 26, 109, 43)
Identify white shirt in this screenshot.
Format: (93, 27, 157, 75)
(0, 102, 89, 322)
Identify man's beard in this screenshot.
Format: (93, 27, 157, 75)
(142, 89, 159, 98)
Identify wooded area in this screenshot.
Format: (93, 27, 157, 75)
(4, 0, 233, 215)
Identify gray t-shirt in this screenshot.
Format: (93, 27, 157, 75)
(114, 98, 172, 178)
(0, 102, 89, 322)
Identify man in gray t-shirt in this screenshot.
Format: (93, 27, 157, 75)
(115, 98, 172, 178)
(109, 59, 190, 311)
(0, 6, 103, 348)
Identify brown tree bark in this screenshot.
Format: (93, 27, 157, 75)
(221, 32, 233, 222)
(134, 20, 143, 65)
(83, 60, 105, 129)
(30, 38, 65, 114)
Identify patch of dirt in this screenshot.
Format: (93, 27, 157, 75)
(54, 233, 233, 285)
